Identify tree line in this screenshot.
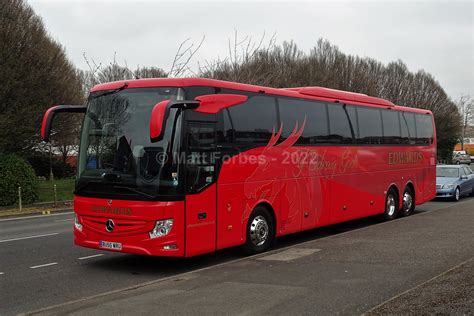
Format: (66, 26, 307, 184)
(0, 0, 465, 171)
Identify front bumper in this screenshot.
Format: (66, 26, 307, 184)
(74, 226, 184, 256)
(73, 196, 185, 257)
(436, 188, 455, 198)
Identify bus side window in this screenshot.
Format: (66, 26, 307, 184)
(277, 98, 330, 145)
(185, 121, 217, 193)
(415, 114, 434, 145)
(382, 110, 402, 145)
(327, 104, 356, 144)
(225, 95, 278, 146)
(357, 107, 383, 145)
(401, 112, 417, 145)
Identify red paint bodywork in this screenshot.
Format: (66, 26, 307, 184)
(74, 78, 436, 257)
(194, 94, 248, 114)
(149, 100, 170, 141)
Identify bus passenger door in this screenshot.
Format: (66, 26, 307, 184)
(184, 118, 217, 257)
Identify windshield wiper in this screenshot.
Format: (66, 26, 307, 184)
(113, 185, 155, 199)
(91, 82, 128, 99)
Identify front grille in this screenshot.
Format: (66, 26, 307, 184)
(82, 215, 151, 235)
(436, 184, 442, 189)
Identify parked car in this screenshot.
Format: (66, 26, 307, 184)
(436, 165, 474, 201)
(452, 153, 471, 165)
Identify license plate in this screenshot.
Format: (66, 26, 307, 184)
(99, 241, 122, 251)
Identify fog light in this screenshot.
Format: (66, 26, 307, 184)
(163, 244, 177, 250)
(74, 214, 83, 232)
(149, 219, 173, 239)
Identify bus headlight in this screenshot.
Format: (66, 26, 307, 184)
(149, 219, 173, 239)
(74, 214, 83, 232)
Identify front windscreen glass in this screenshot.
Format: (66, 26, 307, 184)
(77, 87, 184, 200)
(436, 167, 459, 178)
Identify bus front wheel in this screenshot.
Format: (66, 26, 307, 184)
(243, 206, 275, 255)
(383, 188, 399, 221)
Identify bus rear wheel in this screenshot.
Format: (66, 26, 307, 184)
(243, 206, 275, 255)
(400, 186, 415, 217)
(383, 188, 399, 221)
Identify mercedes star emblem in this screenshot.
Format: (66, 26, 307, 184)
(105, 219, 115, 232)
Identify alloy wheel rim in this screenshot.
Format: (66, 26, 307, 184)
(403, 192, 413, 212)
(250, 215, 269, 247)
(456, 188, 460, 200)
(386, 195, 396, 216)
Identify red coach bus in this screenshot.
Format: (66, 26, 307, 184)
(41, 78, 436, 257)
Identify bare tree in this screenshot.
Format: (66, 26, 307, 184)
(199, 36, 461, 161)
(169, 36, 205, 77)
(79, 52, 168, 95)
(456, 95, 474, 150)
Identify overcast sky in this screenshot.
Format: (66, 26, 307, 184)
(29, 0, 473, 100)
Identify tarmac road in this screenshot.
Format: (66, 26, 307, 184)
(1, 197, 473, 315)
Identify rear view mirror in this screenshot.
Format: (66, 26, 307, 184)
(150, 100, 200, 142)
(461, 175, 468, 180)
(41, 105, 86, 142)
(150, 94, 247, 142)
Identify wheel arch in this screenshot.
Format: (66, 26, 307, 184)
(254, 201, 277, 231)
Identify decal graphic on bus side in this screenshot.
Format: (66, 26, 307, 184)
(388, 152, 423, 165)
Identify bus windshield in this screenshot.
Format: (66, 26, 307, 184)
(76, 87, 185, 200)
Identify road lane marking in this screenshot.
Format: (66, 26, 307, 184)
(0, 212, 73, 222)
(30, 262, 58, 269)
(0, 232, 59, 243)
(78, 254, 104, 260)
(54, 218, 73, 222)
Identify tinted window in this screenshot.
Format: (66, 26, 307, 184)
(401, 112, 416, 145)
(225, 95, 277, 144)
(327, 104, 356, 144)
(185, 86, 216, 100)
(466, 166, 473, 175)
(415, 114, 434, 145)
(185, 121, 217, 193)
(382, 110, 401, 144)
(357, 107, 383, 144)
(278, 98, 329, 144)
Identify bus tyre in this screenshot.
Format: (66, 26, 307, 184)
(453, 187, 460, 202)
(400, 186, 415, 217)
(383, 188, 399, 221)
(243, 206, 275, 255)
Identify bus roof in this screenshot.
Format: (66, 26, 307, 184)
(91, 78, 432, 115)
